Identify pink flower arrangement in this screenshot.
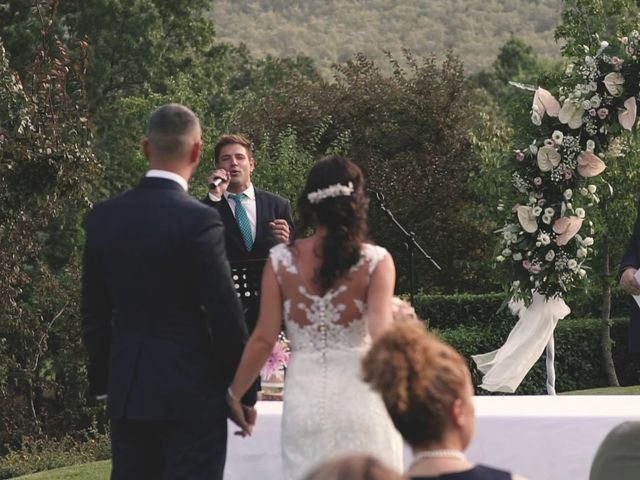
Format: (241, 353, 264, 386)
(261, 338, 290, 379)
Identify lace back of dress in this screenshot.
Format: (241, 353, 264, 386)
(269, 243, 387, 352)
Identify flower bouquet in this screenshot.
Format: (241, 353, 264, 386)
(260, 332, 290, 400)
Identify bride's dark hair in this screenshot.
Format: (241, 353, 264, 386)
(297, 155, 368, 292)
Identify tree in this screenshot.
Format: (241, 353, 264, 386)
(0, 6, 101, 448)
(232, 51, 498, 294)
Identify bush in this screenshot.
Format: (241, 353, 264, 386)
(437, 317, 639, 395)
(0, 428, 110, 479)
(414, 289, 632, 330)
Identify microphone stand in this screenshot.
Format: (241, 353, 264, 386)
(368, 189, 442, 305)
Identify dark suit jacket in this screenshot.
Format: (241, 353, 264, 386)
(203, 188, 294, 331)
(82, 177, 255, 421)
(620, 200, 640, 353)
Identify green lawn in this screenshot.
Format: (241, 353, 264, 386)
(562, 384, 640, 395)
(12, 461, 110, 480)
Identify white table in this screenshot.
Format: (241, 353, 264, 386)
(225, 396, 640, 480)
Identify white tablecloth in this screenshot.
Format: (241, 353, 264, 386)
(225, 396, 640, 480)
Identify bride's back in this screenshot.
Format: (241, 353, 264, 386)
(270, 238, 389, 353)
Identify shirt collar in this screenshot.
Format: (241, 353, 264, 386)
(225, 184, 255, 200)
(145, 169, 189, 192)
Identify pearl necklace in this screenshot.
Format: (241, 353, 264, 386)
(411, 449, 467, 466)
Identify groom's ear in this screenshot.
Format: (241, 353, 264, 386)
(189, 141, 203, 166)
(142, 138, 151, 162)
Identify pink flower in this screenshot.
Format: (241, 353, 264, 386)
(589, 108, 597, 117)
(597, 108, 608, 119)
(553, 216, 584, 246)
(530, 264, 541, 274)
(618, 96, 637, 130)
(544, 139, 555, 147)
(516, 151, 525, 161)
(522, 260, 532, 270)
(533, 177, 542, 186)
(538, 198, 546, 207)
(622, 37, 629, 45)
(577, 151, 606, 177)
(564, 170, 573, 180)
(612, 56, 624, 70)
(261, 341, 290, 379)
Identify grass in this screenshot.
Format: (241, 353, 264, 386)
(11, 461, 110, 480)
(562, 384, 640, 395)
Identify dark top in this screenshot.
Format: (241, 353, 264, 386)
(411, 464, 512, 480)
(620, 199, 640, 352)
(82, 177, 255, 421)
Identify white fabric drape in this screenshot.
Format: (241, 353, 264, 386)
(472, 292, 570, 393)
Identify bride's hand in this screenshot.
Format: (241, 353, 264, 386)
(227, 388, 253, 437)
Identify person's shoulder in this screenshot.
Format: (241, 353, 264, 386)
(362, 243, 390, 259)
(255, 188, 290, 204)
(474, 464, 519, 479)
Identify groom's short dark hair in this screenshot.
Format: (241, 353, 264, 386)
(147, 104, 200, 160)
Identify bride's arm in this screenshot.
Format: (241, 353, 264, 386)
(228, 261, 282, 400)
(366, 253, 396, 340)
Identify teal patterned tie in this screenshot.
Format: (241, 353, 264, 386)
(230, 193, 253, 251)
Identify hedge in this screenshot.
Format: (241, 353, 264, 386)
(436, 317, 640, 395)
(414, 289, 632, 330)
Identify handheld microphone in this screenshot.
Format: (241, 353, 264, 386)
(208, 176, 226, 190)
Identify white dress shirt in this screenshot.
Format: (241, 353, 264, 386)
(209, 184, 257, 240)
(146, 169, 189, 192)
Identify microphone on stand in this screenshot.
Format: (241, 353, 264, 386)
(367, 188, 384, 203)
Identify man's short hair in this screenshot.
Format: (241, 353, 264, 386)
(214, 134, 253, 163)
(146, 104, 200, 161)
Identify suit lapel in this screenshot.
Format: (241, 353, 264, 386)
(254, 189, 266, 248)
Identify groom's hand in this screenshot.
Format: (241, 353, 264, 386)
(621, 267, 640, 296)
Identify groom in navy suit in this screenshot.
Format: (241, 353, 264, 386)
(203, 134, 294, 332)
(81, 105, 255, 480)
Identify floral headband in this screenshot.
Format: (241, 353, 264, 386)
(307, 182, 354, 204)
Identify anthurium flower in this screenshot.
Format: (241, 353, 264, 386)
(604, 72, 625, 96)
(517, 205, 538, 233)
(559, 100, 585, 128)
(553, 216, 584, 246)
(618, 96, 637, 130)
(531, 87, 560, 125)
(537, 146, 561, 172)
(577, 151, 606, 177)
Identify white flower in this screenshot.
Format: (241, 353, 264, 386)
(604, 72, 625, 96)
(563, 189, 573, 200)
(542, 214, 552, 224)
(531, 87, 561, 125)
(581, 100, 592, 110)
(580, 187, 589, 196)
(544, 207, 555, 216)
(601, 40, 609, 48)
(539, 233, 551, 245)
(517, 206, 539, 233)
(552, 130, 564, 144)
(529, 143, 538, 154)
(537, 146, 561, 172)
(496, 255, 506, 262)
(588, 184, 597, 194)
(502, 248, 512, 256)
(568, 259, 578, 271)
(583, 237, 594, 246)
(590, 94, 602, 108)
(533, 206, 542, 216)
(513, 253, 523, 261)
(577, 248, 588, 258)
(545, 250, 556, 262)
(575, 208, 586, 218)
(559, 100, 585, 128)
(578, 268, 587, 278)
(586, 139, 595, 152)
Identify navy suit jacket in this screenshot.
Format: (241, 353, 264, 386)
(82, 177, 255, 421)
(620, 199, 640, 353)
(202, 189, 294, 331)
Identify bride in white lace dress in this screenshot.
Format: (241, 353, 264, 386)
(227, 156, 403, 479)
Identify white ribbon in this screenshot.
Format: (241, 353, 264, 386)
(472, 292, 570, 393)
